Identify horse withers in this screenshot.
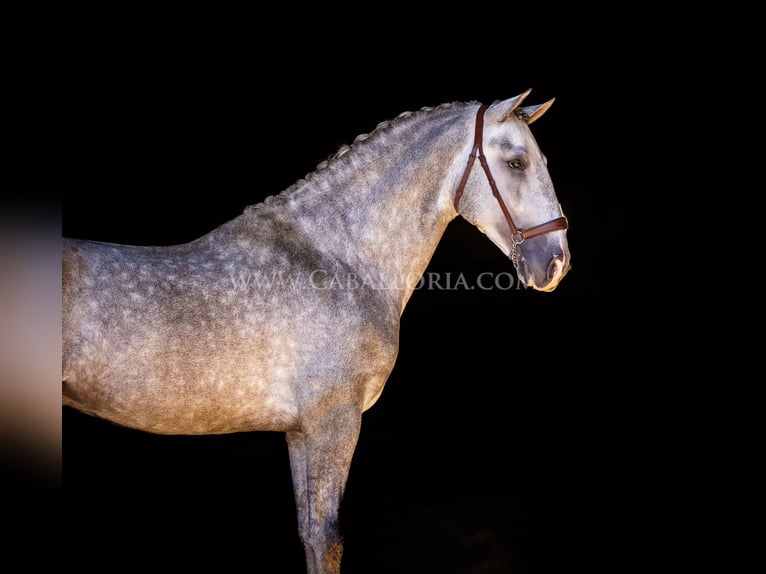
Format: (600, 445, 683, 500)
(62, 91, 570, 574)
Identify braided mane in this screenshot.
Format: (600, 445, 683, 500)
(246, 101, 475, 213)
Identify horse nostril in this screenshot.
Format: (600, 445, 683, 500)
(547, 255, 566, 283)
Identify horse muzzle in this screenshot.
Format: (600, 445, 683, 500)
(517, 249, 571, 292)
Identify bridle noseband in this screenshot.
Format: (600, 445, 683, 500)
(453, 103, 568, 266)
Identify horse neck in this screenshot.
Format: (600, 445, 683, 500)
(263, 105, 473, 313)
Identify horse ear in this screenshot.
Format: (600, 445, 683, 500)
(489, 89, 533, 123)
(490, 90, 555, 125)
(517, 98, 555, 125)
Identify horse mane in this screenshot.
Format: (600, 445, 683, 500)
(245, 100, 476, 213)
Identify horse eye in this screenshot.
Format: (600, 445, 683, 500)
(507, 159, 526, 170)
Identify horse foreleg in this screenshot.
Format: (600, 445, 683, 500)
(286, 409, 361, 574)
(286, 431, 317, 572)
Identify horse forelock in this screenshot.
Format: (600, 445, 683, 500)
(245, 101, 477, 214)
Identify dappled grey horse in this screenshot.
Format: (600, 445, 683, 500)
(63, 90, 570, 574)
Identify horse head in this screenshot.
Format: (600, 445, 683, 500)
(455, 90, 571, 292)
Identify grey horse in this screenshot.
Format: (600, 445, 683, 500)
(63, 90, 570, 574)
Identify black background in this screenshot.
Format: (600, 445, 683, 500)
(7, 11, 719, 574)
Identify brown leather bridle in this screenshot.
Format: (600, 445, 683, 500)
(453, 103, 568, 265)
